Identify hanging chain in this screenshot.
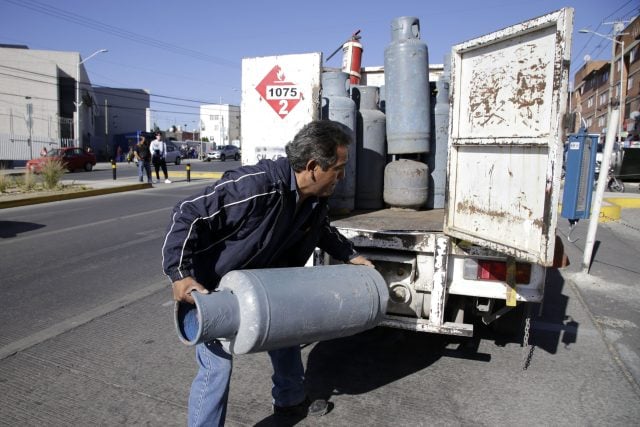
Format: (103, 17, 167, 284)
(522, 303, 535, 370)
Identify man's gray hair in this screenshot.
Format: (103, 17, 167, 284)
(285, 120, 352, 172)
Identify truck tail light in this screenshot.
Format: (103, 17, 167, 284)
(463, 259, 532, 284)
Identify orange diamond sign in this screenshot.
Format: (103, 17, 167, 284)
(255, 65, 303, 119)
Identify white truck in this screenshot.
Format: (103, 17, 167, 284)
(241, 9, 573, 340)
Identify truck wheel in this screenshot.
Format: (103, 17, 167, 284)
(234, 153, 240, 161)
(84, 162, 93, 172)
(220, 154, 226, 162)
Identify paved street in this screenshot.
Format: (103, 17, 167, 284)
(0, 170, 639, 425)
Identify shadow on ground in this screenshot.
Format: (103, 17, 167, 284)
(0, 220, 45, 238)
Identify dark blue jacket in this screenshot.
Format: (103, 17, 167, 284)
(162, 157, 357, 288)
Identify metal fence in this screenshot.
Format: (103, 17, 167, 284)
(0, 133, 72, 161)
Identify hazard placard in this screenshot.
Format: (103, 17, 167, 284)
(241, 53, 321, 166)
(255, 65, 303, 119)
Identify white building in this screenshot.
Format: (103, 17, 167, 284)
(0, 45, 149, 163)
(200, 104, 240, 147)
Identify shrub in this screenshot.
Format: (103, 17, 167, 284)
(41, 157, 66, 189)
(19, 171, 38, 191)
(0, 171, 8, 193)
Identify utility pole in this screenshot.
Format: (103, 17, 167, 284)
(25, 98, 33, 159)
(104, 99, 109, 161)
(75, 49, 108, 148)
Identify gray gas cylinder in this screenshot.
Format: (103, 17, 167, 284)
(321, 70, 357, 213)
(352, 85, 386, 210)
(174, 265, 388, 354)
(383, 159, 429, 209)
(428, 55, 451, 209)
(384, 16, 430, 155)
(378, 85, 386, 113)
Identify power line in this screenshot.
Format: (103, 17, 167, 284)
(0, 65, 223, 109)
(572, 0, 637, 67)
(0, 0, 238, 68)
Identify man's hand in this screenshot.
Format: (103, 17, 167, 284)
(172, 276, 209, 304)
(349, 255, 374, 267)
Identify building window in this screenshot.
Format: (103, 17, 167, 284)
(602, 71, 609, 82)
(586, 117, 592, 127)
(598, 116, 605, 127)
(587, 96, 594, 107)
(617, 59, 622, 72)
(599, 93, 607, 106)
(629, 76, 634, 90)
(631, 47, 636, 63)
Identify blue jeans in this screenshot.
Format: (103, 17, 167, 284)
(188, 342, 305, 426)
(137, 160, 151, 182)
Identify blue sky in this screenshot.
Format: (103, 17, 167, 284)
(0, 0, 636, 130)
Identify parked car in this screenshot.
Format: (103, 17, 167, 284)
(164, 142, 182, 165)
(26, 147, 96, 173)
(206, 145, 240, 162)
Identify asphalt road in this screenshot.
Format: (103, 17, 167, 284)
(0, 177, 639, 425)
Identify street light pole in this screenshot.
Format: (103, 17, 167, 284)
(75, 49, 108, 148)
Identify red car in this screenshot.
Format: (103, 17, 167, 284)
(26, 147, 97, 173)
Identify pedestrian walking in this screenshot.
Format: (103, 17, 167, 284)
(162, 120, 373, 426)
(134, 136, 152, 183)
(150, 131, 172, 183)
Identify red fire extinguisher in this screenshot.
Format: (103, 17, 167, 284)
(341, 30, 363, 85)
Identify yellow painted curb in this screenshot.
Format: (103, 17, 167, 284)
(604, 197, 640, 209)
(598, 201, 621, 223)
(167, 172, 223, 179)
(557, 200, 621, 223)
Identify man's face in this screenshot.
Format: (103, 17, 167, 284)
(311, 144, 348, 197)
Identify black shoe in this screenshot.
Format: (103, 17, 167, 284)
(273, 397, 328, 417)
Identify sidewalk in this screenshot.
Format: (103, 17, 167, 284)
(556, 198, 640, 395)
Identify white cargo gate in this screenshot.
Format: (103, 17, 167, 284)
(445, 8, 573, 266)
(241, 53, 322, 166)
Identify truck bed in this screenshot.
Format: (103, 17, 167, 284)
(331, 208, 445, 233)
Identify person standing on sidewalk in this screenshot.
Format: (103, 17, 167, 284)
(150, 132, 172, 184)
(162, 120, 373, 426)
(134, 135, 152, 183)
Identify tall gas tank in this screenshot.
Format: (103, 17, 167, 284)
(428, 54, 451, 209)
(352, 85, 386, 209)
(384, 159, 429, 209)
(384, 16, 430, 155)
(321, 70, 357, 213)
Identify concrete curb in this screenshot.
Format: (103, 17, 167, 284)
(0, 183, 151, 209)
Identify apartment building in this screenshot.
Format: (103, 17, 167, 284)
(570, 16, 640, 139)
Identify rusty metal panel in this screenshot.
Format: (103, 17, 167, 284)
(445, 8, 573, 266)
